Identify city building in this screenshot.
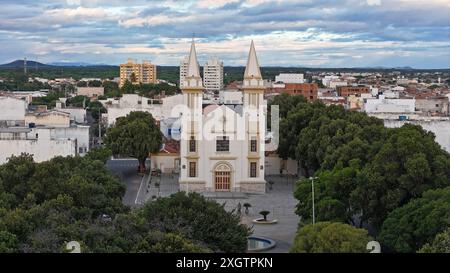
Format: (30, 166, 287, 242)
(364, 95, 416, 113)
(0, 96, 27, 126)
(337, 85, 370, 97)
(119, 59, 157, 87)
(265, 82, 318, 101)
(0, 127, 77, 164)
(178, 40, 267, 193)
(275, 73, 304, 84)
(0, 96, 90, 165)
(347, 93, 372, 110)
(179, 56, 189, 88)
(322, 75, 339, 87)
(101, 94, 183, 126)
(76, 87, 104, 99)
(415, 96, 449, 116)
(283, 83, 318, 101)
(203, 57, 224, 91)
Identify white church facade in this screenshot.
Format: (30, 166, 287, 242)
(178, 40, 267, 193)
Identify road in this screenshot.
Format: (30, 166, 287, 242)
(106, 158, 149, 207)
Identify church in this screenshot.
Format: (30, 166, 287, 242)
(178, 40, 267, 193)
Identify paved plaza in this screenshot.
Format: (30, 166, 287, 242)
(139, 173, 301, 253)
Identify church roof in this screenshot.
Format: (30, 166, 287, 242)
(187, 39, 200, 78)
(243, 40, 262, 79)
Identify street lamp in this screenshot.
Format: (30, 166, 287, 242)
(309, 176, 318, 225)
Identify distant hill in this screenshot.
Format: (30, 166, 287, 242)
(48, 61, 115, 67)
(0, 60, 54, 69)
(0, 60, 117, 68)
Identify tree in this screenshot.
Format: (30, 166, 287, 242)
(0, 155, 249, 253)
(87, 100, 106, 122)
(140, 192, 251, 252)
(67, 95, 88, 108)
(77, 81, 88, 87)
(120, 79, 135, 94)
(419, 228, 450, 253)
(378, 187, 450, 253)
(147, 232, 210, 253)
(0, 231, 18, 253)
(290, 222, 373, 253)
(294, 120, 450, 230)
(351, 125, 450, 229)
(85, 147, 112, 164)
(294, 167, 355, 225)
(88, 80, 102, 87)
(103, 81, 120, 97)
(105, 111, 162, 173)
(130, 72, 137, 84)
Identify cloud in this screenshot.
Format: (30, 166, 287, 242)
(0, 0, 449, 68)
(367, 0, 381, 6)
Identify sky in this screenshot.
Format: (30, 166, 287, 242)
(0, 0, 449, 68)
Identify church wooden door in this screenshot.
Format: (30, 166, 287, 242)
(215, 164, 231, 191)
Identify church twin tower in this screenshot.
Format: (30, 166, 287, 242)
(179, 40, 266, 193)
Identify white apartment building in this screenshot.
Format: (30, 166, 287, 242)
(0, 96, 90, 164)
(179, 56, 189, 88)
(101, 94, 184, 126)
(322, 75, 339, 87)
(0, 127, 76, 164)
(364, 95, 416, 113)
(0, 96, 27, 126)
(203, 57, 224, 91)
(275, 73, 304, 83)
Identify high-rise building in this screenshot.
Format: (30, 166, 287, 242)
(119, 59, 157, 87)
(203, 57, 224, 91)
(179, 56, 189, 88)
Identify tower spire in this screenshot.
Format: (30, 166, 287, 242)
(244, 40, 261, 79)
(243, 40, 264, 89)
(187, 38, 200, 78)
(182, 38, 203, 89)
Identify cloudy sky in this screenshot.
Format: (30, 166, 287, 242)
(0, 0, 449, 68)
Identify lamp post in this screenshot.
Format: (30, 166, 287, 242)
(98, 108, 102, 146)
(309, 176, 318, 225)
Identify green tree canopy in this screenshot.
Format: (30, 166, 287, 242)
(378, 187, 450, 253)
(290, 221, 373, 253)
(419, 228, 450, 253)
(85, 147, 112, 164)
(140, 192, 251, 252)
(120, 79, 136, 94)
(0, 155, 249, 253)
(293, 105, 450, 230)
(105, 111, 163, 173)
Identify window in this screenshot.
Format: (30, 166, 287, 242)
(250, 162, 257, 178)
(189, 162, 196, 177)
(216, 136, 229, 152)
(189, 136, 196, 152)
(250, 139, 257, 152)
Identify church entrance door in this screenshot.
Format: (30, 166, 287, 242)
(215, 164, 231, 191)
